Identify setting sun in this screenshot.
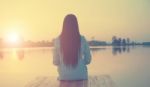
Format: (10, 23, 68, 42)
(6, 32, 20, 44)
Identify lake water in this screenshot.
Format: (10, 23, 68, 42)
(0, 46, 150, 87)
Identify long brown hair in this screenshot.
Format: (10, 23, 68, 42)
(60, 14, 81, 67)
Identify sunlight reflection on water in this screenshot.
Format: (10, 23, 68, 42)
(0, 46, 150, 87)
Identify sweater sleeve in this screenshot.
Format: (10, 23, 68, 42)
(53, 39, 60, 66)
(83, 36, 92, 65)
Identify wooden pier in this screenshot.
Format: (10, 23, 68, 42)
(25, 75, 116, 87)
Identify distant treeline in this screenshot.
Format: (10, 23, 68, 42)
(0, 37, 150, 48)
(0, 40, 53, 48)
(88, 36, 143, 46)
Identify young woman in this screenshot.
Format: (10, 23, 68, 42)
(53, 14, 91, 87)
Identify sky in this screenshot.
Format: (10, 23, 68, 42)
(0, 0, 150, 42)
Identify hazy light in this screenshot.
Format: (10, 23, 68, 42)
(6, 32, 20, 44)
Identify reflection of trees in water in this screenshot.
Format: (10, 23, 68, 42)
(112, 46, 130, 56)
(16, 49, 24, 60)
(90, 47, 106, 52)
(25, 75, 116, 87)
(90, 46, 131, 56)
(143, 45, 150, 48)
(90, 47, 107, 55)
(0, 50, 3, 59)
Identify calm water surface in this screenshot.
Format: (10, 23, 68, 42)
(0, 46, 150, 87)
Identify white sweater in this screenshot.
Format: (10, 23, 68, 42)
(53, 35, 91, 80)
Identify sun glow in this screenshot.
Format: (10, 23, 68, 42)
(6, 32, 20, 44)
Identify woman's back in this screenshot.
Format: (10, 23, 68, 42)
(53, 35, 91, 80)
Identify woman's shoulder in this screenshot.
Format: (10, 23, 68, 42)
(80, 35, 87, 42)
